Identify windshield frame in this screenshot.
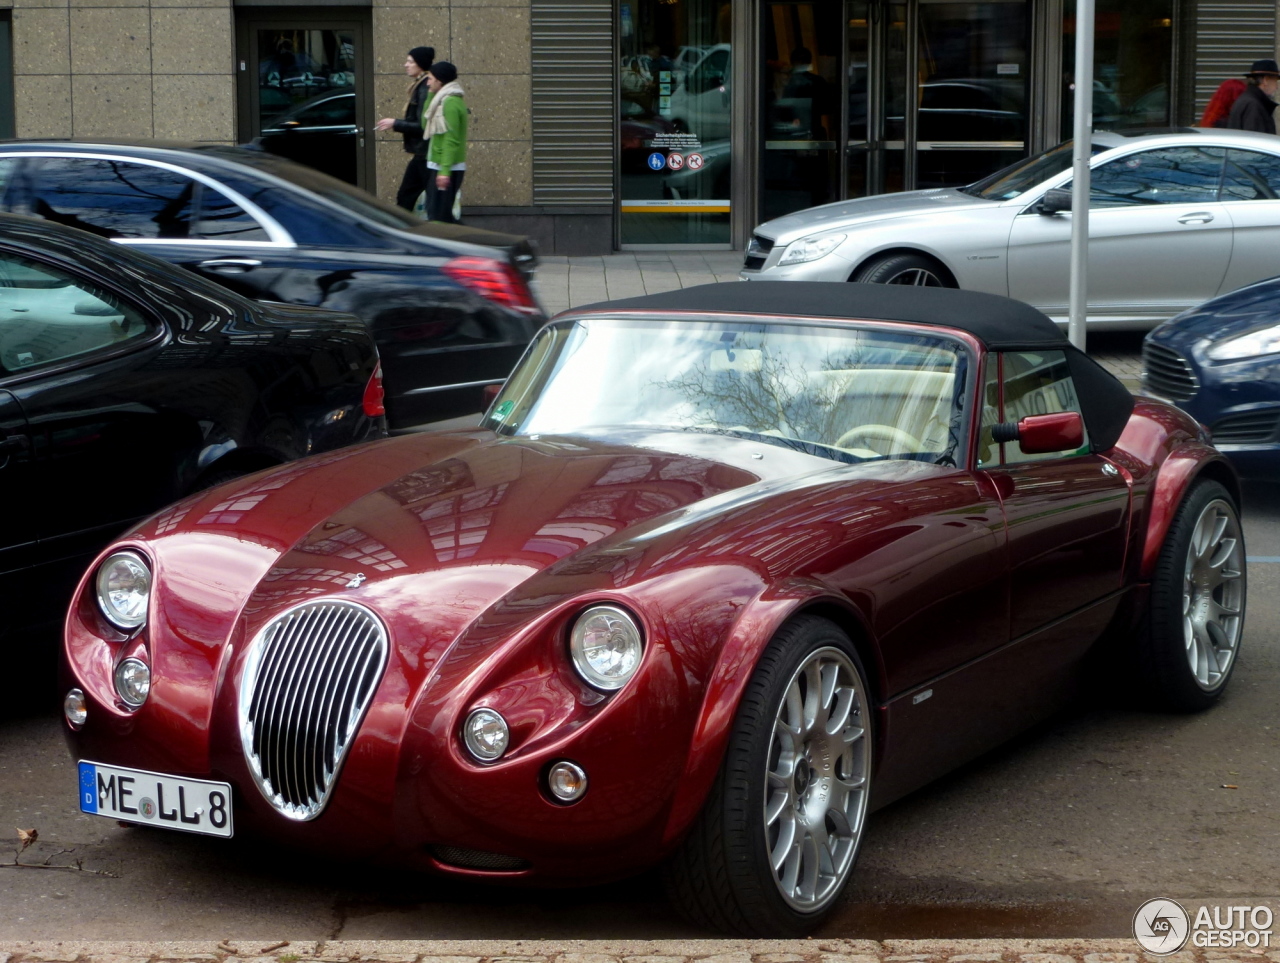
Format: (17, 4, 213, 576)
(482, 312, 978, 469)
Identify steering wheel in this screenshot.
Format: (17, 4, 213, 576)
(834, 423, 922, 454)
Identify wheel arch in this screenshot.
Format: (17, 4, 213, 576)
(659, 586, 883, 847)
(1139, 444, 1241, 580)
(848, 246, 959, 287)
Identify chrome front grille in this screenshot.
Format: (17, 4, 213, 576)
(239, 600, 388, 821)
(1142, 341, 1199, 401)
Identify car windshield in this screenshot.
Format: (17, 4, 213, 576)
(483, 318, 969, 465)
(959, 140, 1111, 200)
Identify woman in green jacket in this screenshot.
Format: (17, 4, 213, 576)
(420, 61, 467, 223)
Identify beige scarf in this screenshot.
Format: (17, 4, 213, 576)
(422, 81, 465, 138)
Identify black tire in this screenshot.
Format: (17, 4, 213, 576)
(850, 252, 952, 287)
(1139, 479, 1246, 712)
(664, 616, 873, 935)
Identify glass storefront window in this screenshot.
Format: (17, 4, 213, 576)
(1062, 0, 1173, 138)
(618, 0, 732, 245)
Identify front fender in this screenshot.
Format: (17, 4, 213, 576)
(659, 580, 877, 847)
(1140, 442, 1240, 579)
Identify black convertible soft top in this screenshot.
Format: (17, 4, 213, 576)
(566, 281, 1135, 453)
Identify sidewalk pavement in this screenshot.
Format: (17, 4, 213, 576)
(0, 938, 1237, 963)
(531, 254, 1145, 391)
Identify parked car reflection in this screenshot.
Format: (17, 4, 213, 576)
(255, 90, 356, 184)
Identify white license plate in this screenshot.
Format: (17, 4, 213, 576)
(78, 761, 233, 837)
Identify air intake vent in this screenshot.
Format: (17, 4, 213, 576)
(1142, 341, 1199, 401)
(744, 234, 775, 271)
(1211, 410, 1280, 444)
(239, 600, 388, 821)
(429, 845, 532, 871)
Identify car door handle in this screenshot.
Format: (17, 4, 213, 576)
(198, 258, 263, 274)
(0, 434, 29, 457)
(1178, 212, 1214, 224)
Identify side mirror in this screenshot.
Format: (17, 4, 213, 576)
(1036, 187, 1073, 215)
(482, 382, 504, 406)
(991, 411, 1085, 455)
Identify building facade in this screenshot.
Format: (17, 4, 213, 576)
(0, 0, 1277, 254)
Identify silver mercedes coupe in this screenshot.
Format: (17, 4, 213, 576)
(742, 129, 1280, 330)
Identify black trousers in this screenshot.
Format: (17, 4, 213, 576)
(426, 169, 465, 223)
(394, 155, 429, 211)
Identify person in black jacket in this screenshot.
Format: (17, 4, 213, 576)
(1227, 59, 1280, 135)
(375, 46, 435, 210)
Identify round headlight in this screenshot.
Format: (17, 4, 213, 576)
(462, 707, 509, 762)
(64, 688, 87, 728)
(114, 658, 151, 708)
(568, 605, 644, 691)
(95, 551, 151, 630)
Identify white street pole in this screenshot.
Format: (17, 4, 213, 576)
(1067, 0, 1094, 350)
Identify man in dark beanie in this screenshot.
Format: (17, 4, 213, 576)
(1227, 58, 1279, 134)
(375, 46, 436, 210)
(421, 61, 468, 223)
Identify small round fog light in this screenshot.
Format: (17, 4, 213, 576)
(547, 761, 588, 803)
(64, 688, 87, 728)
(114, 658, 150, 708)
(462, 708, 509, 762)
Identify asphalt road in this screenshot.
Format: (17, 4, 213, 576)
(4, 346, 1279, 941)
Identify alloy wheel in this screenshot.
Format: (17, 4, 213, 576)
(1182, 498, 1245, 691)
(764, 646, 870, 912)
(885, 268, 943, 286)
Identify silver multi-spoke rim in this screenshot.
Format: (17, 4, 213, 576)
(885, 268, 943, 286)
(1182, 498, 1245, 692)
(764, 646, 870, 912)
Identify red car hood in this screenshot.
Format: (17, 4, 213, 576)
(146, 427, 923, 656)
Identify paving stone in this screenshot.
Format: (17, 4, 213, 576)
(419, 958, 482, 963)
(948, 955, 1005, 962)
(1019, 956, 1078, 963)
(556, 956, 621, 963)
(752, 956, 808, 963)
(1083, 955, 1138, 963)
(820, 955, 882, 963)
(695, 955, 755, 963)
(23, 954, 82, 962)
(622, 957, 688, 963)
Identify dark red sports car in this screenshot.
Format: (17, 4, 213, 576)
(62, 283, 1246, 934)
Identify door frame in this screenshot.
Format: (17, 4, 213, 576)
(234, 8, 376, 190)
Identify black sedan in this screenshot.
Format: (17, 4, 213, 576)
(0, 213, 386, 648)
(0, 142, 544, 428)
(1144, 276, 1280, 478)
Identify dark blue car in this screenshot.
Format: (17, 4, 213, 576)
(1144, 278, 1280, 477)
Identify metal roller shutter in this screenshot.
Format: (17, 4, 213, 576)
(1194, 1, 1277, 117)
(532, 0, 616, 207)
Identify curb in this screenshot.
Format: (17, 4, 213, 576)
(0, 939, 1275, 963)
